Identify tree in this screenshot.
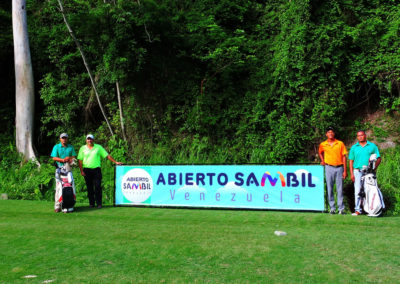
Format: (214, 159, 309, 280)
(12, 0, 36, 161)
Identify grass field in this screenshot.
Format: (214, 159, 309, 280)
(1, 200, 399, 283)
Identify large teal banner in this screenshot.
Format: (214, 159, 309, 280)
(115, 165, 324, 211)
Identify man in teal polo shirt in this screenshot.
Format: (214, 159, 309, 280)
(51, 133, 77, 212)
(349, 130, 381, 216)
(78, 134, 122, 209)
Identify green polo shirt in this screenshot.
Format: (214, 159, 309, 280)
(349, 141, 380, 169)
(77, 144, 109, 169)
(51, 143, 77, 168)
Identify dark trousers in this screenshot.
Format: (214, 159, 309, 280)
(83, 167, 102, 206)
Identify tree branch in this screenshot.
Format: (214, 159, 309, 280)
(57, 0, 114, 136)
(136, 0, 153, 43)
(116, 81, 127, 141)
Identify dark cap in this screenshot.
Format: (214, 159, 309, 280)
(326, 126, 335, 133)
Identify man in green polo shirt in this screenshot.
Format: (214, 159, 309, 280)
(51, 133, 77, 212)
(349, 130, 381, 216)
(78, 134, 122, 209)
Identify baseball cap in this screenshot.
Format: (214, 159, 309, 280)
(60, 133, 68, 138)
(86, 134, 94, 140)
(326, 126, 335, 133)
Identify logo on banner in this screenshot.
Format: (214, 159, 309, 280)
(121, 168, 153, 203)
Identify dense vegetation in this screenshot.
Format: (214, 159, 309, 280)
(0, 1, 399, 212)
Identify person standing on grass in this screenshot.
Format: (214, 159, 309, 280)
(349, 130, 381, 216)
(318, 126, 348, 215)
(51, 133, 76, 213)
(78, 134, 122, 209)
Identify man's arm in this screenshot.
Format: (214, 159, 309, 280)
(51, 146, 62, 163)
(107, 155, 122, 165)
(375, 157, 381, 170)
(78, 160, 85, 176)
(318, 144, 325, 165)
(53, 157, 65, 163)
(349, 160, 354, 182)
(318, 151, 325, 165)
(342, 155, 347, 179)
(53, 156, 75, 163)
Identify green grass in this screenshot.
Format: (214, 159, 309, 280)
(1, 200, 399, 283)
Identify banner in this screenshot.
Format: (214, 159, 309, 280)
(115, 165, 324, 211)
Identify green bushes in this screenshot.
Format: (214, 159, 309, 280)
(0, 144, 112, 205)
(377, 147, 400, 215)
(0, 151, 55, 201)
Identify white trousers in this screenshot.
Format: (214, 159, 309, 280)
(54, 180, 63, 210)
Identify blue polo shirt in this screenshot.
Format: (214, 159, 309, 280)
(51, 143, 77, 167)
(349, 141, 380, 169)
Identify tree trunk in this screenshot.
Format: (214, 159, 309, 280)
(12, 0, 37, 161)
(116, 81, 127, 141)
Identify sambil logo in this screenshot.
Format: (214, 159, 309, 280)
(261, 172, 286, 187)
(260, 170, 316, 188)
(121, 168, 153, 203)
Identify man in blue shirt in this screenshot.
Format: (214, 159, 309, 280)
(50, 133, 77, 212)
(349, 130, 381, 215)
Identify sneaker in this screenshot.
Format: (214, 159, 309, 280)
(330, 209, 336, 214)
(62, 208, 68, 213)
(352, 211, 361, 216)
(54, 208, 61, 213)
(97, 205, 102, 209)
(338, 210, 345, 215)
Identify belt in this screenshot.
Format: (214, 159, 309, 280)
(326, 164, 343, 168)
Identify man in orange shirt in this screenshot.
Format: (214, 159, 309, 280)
(319, 127, 348, 214)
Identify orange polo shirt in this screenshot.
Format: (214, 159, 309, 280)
(319, 139, 347, 166)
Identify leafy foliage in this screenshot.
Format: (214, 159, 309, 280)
(21, 0, 399, 159)
(0, 134, 55, 200)
(377, 147, 400, 215)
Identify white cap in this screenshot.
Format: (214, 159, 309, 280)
(86, 134, 94, 140)
(60, 133, 68, 138)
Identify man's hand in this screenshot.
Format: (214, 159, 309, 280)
(350, 174, 355, 182)
(107, 155, 123, 165)
(320, 161, 326, 166)
(78, 160, 85, 176)
(342, 171, 347, 179)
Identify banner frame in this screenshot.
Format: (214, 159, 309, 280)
(114, 164, 325, 212)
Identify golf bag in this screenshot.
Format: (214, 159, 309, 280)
(55, 165, 76, 212)
(359, 154, 385, 217)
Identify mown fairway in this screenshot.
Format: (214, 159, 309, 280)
(1, 200, 399, 283)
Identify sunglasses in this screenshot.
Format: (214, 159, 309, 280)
(61, 137, 68, 139)
(87, 138, 93, 140)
